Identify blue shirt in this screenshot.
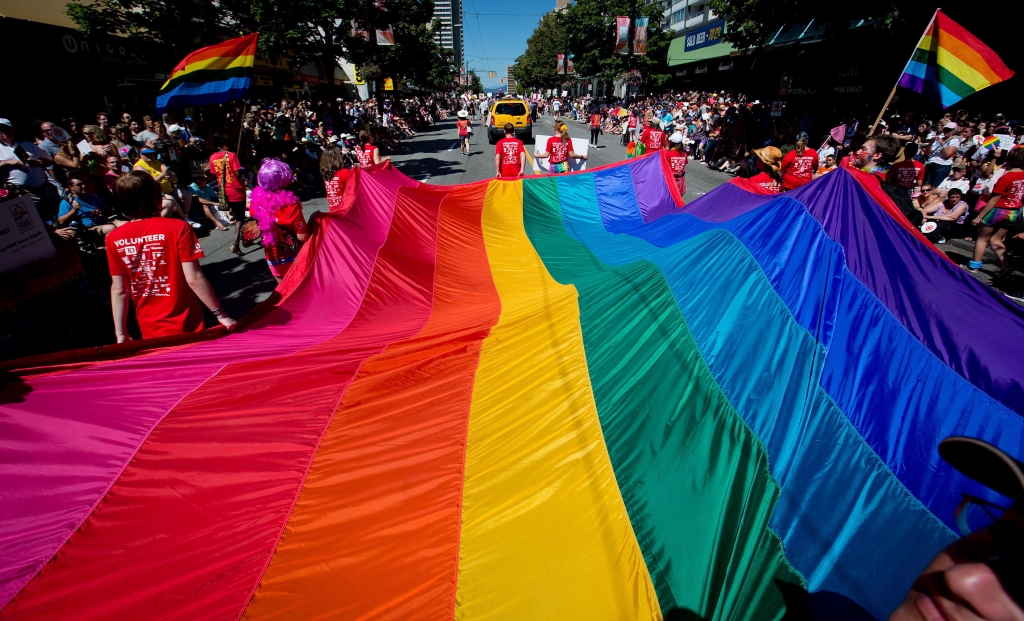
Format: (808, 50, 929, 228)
(58, 193, 108, 227)
(188, 182, 218, 202)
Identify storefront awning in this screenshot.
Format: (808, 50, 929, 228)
(667, 37, 737, 67)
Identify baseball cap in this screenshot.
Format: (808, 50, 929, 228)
(944, 122, 958, 130)
(0, 118, 12, 128)
(952, 163, 967, 170)
(183, 116, 194, 122)
(140, 148, 157, 155)
(940, 436, 1024, 503)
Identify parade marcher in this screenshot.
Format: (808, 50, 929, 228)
(355, 130, 384, 167)
(495, 123, 526, 179)
(535, 122, 586, 174)
(640, 119, 666, 152)
(779, 131, 819, 190)
(667, 132, 688, 199)
(589, 110, 602, 147)
(106, 171, 237, 341)
(748, 146, 784, 194)
(886, 142, 925, 196)
(969, 147, 1024, 271)
(456, 110, 472, 156)
(250, 158, 309, 282)
(321, 145, 352, 211)
(208, 136, 248, 253)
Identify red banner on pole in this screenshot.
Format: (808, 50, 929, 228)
(557, 54, 565, 74)
(615, 17, 629, 55)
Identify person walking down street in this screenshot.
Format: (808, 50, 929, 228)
(535, 122, 586, 174)
(250, 159, 309, 282)
(495, 123, 526, 179)
(456, 110, 472, 156)
(355, 130, 385, 167)
(968, 147, 1024, 271)
(748, 147, 784, 194)
(106, 171, 237, 342)
(589, 110, 602, 147)
(208, 136, 248, 254)
(667, 132, 688, 200)
(640, 119, 666, 153)
(552, 98, 561, 120)
(779, 131, 819, 190)
(321, 145, 352, 212)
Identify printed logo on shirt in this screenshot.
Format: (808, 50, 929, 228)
(501, 142, 521, 165)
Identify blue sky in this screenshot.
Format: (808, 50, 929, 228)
(459, 0, 556, 89)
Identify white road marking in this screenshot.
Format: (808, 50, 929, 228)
(448, 142, 458, 151)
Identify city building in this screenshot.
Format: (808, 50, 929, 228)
(433, 0, 465, 80)
(506, 65, 517, 93)
(555, 0, 571, 12)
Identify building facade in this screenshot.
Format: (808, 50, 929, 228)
(506, 65, 517, 93)
(433, 0, 465, 81)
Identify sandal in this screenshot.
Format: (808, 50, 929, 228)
(229, 244, 242, 256)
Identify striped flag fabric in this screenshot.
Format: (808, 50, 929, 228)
(898, 10, 1013, 108)
(633, 17, 649, 55)
(614, 17, 629, 54)
(156, 33, 259, 112)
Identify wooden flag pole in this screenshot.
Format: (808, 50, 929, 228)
(870, 8, 939, 135)
(236, 99, 250, 154)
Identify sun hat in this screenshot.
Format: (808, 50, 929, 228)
(753, 146, 783, 172)
(940, 437, 1024, 503)
(0, 118, 12, 128)
(457, 110, 468, 118)
(944, 121, 958, 130)
(668, 131, 684, 144)
(167, 124, 182, 133)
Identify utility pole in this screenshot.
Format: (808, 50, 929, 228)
(627, 0, 637, 102)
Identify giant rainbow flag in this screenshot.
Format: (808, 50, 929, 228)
(2, 154, 1024, 620)
(898, 9, 1014, 109)
(156, 33, 258, 113)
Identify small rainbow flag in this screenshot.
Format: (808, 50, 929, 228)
(157, 33, 258, 112)
(898, 10, 1013, 109)
(982, 135, 1000, 149)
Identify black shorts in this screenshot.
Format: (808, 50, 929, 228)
(227, 201, 246, 222)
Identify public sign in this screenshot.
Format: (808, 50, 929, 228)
(684, 19, 725, 51)
(770, 101, 784, 117)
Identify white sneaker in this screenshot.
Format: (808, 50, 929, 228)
(185, 218, 202, 229)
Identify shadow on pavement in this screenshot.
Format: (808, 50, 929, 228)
(200, 250, 278, 323)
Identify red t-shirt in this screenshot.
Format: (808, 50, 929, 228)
(105, 218, 205, 339)
(669, 152, 688, 176)
(628, 115, 638, 129)
(590, 114, 602, 128)
(546, 136, 572, 165)
(885, 159, 925, 188)
(208, 151, 246, 202)
(749, 172, 783, 194)
(779, 147, 819, 190)
(325, 168, 351, 211)
(264, 203, 309, 266)
(640, 128, 666, 151)
(993, 170, 1024, 209)
(457, 119, 471, 136)
(496, 137, 526, 177)
(356, 144, 377, 168)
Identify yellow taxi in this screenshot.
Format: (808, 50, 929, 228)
(487, 96, 533, 144)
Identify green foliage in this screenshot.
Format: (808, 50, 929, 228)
(512, 13, 567, 90)
(468, 70, 484, 94)
(513, 2, 671, 92)
(66, 0, 454, 96)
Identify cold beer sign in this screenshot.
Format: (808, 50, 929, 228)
(685, 20, 725, 51)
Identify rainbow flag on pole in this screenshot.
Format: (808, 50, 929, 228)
(898, 10, 1013, 108)
(156, 33, 259, 112)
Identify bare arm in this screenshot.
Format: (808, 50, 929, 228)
(110, 275, 131, 343)
(495, 152, 501, 178)
(181, 260, 238, 331)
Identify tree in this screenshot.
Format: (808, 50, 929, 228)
(512, 13, 567, 91)
(468, 71, 484, 95)
(560, 0, 671, 89)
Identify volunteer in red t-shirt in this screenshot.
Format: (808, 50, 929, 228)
(666, 133, 688, 201)
(779, 131, 819, 190)
(494, 123, 526, 178)
(884, 142, 925, 194)
(627, 112, 639, 143)
(535, 122, 587, 174)
(969, 147, 1024, 271)
(320, 144, 352, 212)
(355, 130, 386, 167)
(106, 172, 237, 342)
(250, 158, 310, 281)
(747, 146, 784, 194)
(639, 119, 666, 152)
(589, 111, 603, 147)
(208, 136, 248, 255)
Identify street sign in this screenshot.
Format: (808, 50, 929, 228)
(770, 101, 784, 117)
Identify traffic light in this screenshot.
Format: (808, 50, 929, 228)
(500, 78, 504, 83)
(489, 71, 495, 78)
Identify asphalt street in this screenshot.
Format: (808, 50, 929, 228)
(197, 115, 734, 320)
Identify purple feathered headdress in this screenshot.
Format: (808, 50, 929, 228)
(250, 158, 298, 247)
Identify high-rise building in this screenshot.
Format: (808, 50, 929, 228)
(433, 0, 465, 81)
(506, 65, 517, 92)
(555, 0, 570, 12)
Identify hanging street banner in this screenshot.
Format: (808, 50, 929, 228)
(615, 17, 630, 55)
(633, 17, 649, 56)
(557, 54, 565, 74)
